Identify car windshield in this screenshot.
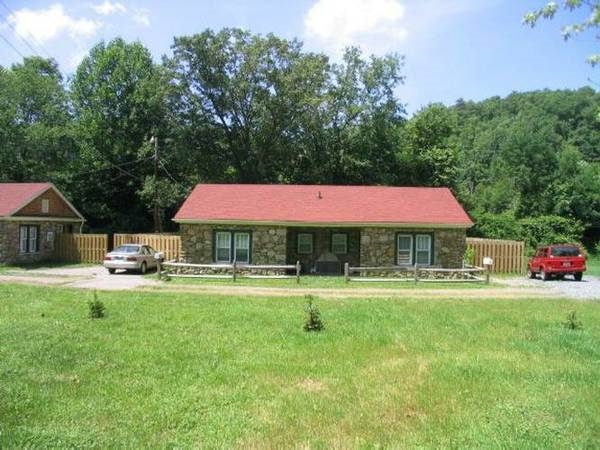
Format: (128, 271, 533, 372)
(551, 246, 580, 257)
(113, 245, 140, 253)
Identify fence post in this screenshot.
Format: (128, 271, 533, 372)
(344, 262, 349, 283)
(414, 264, 419, 282)
(232, 261, 237, 282)
(296, 260, 301, 284)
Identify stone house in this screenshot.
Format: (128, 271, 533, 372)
(0, 183, 85, 264)
(174, 184, 473, 274)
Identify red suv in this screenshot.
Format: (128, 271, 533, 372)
(527, 244, 586, 281)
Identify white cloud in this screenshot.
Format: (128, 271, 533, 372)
(92, 1, 126, 15)
(132, 8, 150, 27)
(304, 0, 407, 56)
(7, 3, 101, 44)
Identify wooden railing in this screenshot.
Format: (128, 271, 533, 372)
(113, 233, 182, 261)
(159, 260, 302, 282)
(344, 263, 488, 283)
(54, 233, 108, 264)
(466, 238, 525, 273)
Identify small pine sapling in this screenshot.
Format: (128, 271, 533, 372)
(303, 295, 324, 332)
(563, 310, 582, 330)
(88, 290, 105, 319)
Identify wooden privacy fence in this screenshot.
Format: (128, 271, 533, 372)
(113, 234, 182, 261)
(54, 233, 108, 264)
(466, 238, 525, 273)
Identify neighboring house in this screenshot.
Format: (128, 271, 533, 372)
(174, 184, 473, 274)
(0, 183, 85, 264)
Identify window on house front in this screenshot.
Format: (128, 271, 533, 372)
(397, 233, 434, 266)
(41, 199, 49, 213)
(397, 234, 413, 265)
(234, 232, 250, 264)
(19, 225, 39, 253)
(215, 231, 231, 263)
(215, 231, 252, 263)
(297, 233, 313, 254)
(415, 234, 432, 265)
(331, 233, 348, 254)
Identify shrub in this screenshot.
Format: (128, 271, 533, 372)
(563, 310, 582, 330)
(471, 212, 585, 254)
(303, 295, 324, 332)
(88, 291, 105, 319)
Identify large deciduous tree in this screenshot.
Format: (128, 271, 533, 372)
(71, 38, 167, 232)
(166, 29, 405, 185)
(0, 57, 75, 184)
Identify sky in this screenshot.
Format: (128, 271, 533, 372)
(0, 0, 597, 115)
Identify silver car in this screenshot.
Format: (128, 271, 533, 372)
(103, 244, 159, 274)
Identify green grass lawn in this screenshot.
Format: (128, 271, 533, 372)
(1, 284, 599, 448)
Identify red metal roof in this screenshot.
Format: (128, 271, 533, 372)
(174, 184, 473, 227)
(0, 183, 52, 217)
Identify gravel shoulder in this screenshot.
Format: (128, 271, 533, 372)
(1, 265, 599, 300)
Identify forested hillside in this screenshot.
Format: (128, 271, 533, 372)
(1, 30, 599, 248)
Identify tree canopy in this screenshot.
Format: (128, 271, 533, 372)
(1, 29, 599, 248)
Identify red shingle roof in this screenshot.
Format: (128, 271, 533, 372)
(0, 182, 52, 217)
(174, 184, 473, 227)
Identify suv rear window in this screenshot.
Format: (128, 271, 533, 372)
(550, 246, 580, 257)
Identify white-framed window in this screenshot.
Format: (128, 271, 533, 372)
(19, 225, 39, 253)
(234, 232, 250, 264)
(415, 234, 432, 265)
(215, 231, 232, 263)
(297, 233, 313, 254)
(397, 234, 413, 265)
(215, 231, 252, 263)
(41, 199, 49, 213)
(331, 233, 348, 254)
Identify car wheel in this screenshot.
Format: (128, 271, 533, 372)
(140, 262, 147, 275)
(527, 268, 536, 279)
(574, 272, 583, 281)
(541, 268, 550, 281)
(108, 268, 116, 275)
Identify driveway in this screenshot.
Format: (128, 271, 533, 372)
(497, 273, 600, 300)
(1, 265, 599, 300)
(0, 265, 158, 290)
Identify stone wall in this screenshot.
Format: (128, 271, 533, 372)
(178, 223, 467, 270)
(360, 227, 467, 269)
(179, 223, 287, 264)
(0, 220, 76, 264)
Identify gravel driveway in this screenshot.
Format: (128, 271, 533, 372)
(0, 265, 158, 290)
(1, 265, 598, 300)
(497, 274, 600, 300)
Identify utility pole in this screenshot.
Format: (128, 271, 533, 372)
(150, 135, 161, 232)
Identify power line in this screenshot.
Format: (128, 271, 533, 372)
(0, 30, 24, 59)
(0, 11, 41, 58)
(0, 0, 51, 58)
